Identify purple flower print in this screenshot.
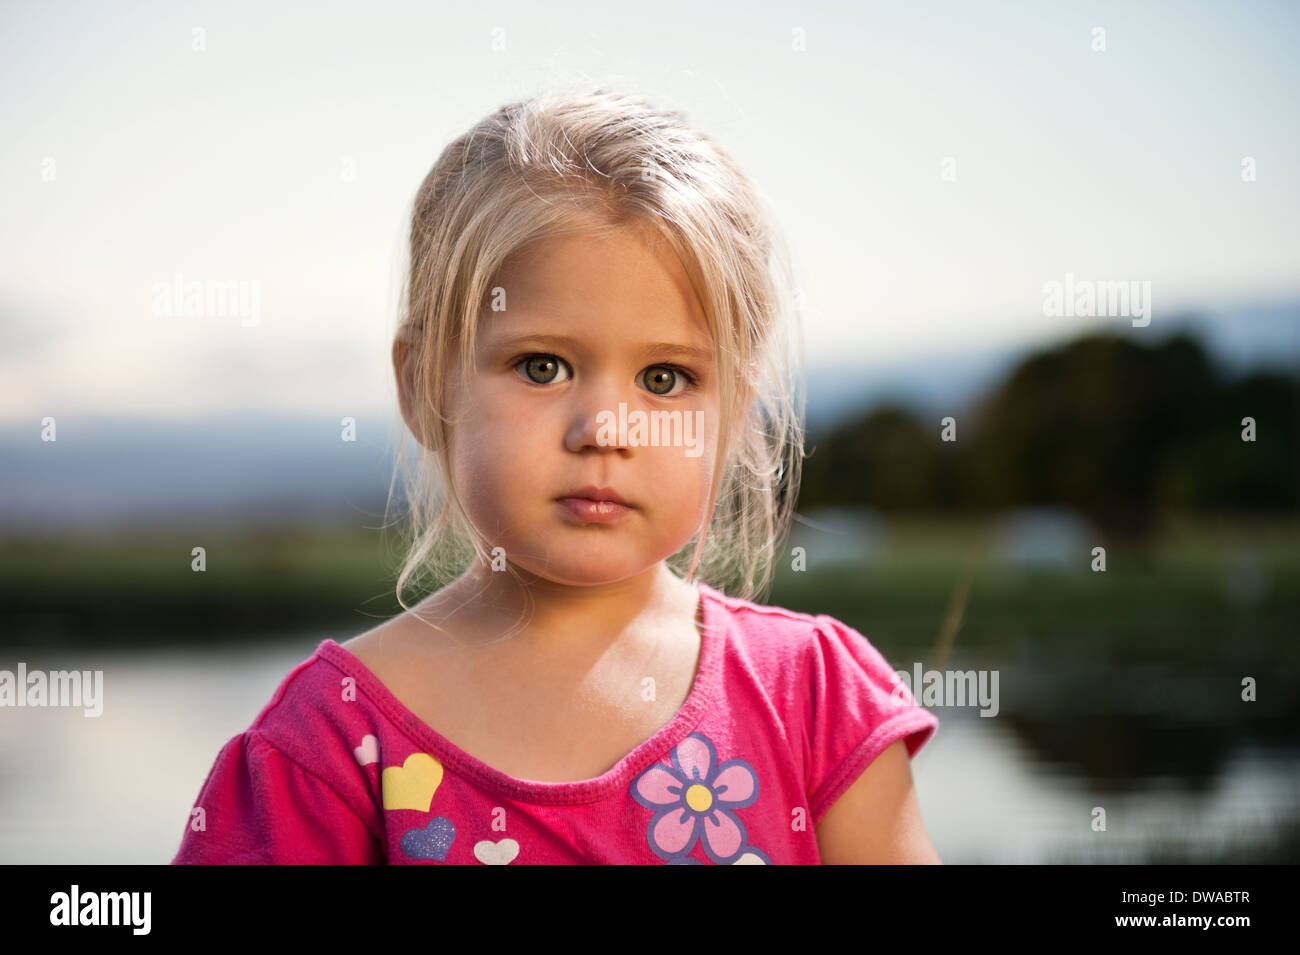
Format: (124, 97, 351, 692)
(630, 731, 762, 864)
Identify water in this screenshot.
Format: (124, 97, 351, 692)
(0, 637, 325, 865)
(1, 638, 1295, 863)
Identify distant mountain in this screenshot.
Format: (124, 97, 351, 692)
(803, 301, 1300, 434)
(0, 412, 406, 531)
(802, 343, 1020, 435)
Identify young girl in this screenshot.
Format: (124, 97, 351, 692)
(171, 87, 940, 865)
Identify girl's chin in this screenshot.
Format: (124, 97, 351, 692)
(506, 558, 657, 587)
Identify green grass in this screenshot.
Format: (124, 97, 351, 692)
(770, 513, 1299, 671)
(1, 514, 1296, 666)
(0, 523, 408, 647)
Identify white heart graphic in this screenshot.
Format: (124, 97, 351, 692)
(474, 838, 520, 865)
(732, 852, 766, 865)
(353, 734, 379, 766)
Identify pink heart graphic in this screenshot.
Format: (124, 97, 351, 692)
(353, 734, 379, 766)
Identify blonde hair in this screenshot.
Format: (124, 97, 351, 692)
(385, 85, 805, 610)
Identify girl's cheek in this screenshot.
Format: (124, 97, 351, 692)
(479, 384, 530, 421)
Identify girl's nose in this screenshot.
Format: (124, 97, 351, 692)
(563, 378, 632, 453)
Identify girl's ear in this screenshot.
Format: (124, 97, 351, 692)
(393, 337, 436, 451)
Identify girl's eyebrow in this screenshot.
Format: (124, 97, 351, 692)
(491, 333, 714, 364)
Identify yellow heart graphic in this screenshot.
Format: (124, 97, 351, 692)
(382, 752, 443, 812)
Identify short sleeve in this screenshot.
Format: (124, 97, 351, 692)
(171, 731, 384, 864)
(804, 614, 939, 828)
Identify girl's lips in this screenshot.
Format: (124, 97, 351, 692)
(555, 497, 634, 523)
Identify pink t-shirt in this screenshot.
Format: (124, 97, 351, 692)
(171, 581, 938, 865)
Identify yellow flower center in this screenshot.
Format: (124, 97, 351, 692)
(685, 783, 713, 812)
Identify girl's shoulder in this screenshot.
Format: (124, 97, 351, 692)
(334, 608, 471, 725)
(703, 583, 820, 624)
(701, 583, 843, 654)
(336, 614, 419, 692)
(243, 611, 459, 764)
(703, 587, 915, 706)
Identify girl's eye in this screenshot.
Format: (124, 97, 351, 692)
(642, 365, 695, 397)
(516, 355, 571, 385)
(514, 354, 697, 396)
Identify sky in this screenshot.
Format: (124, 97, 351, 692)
(2, 0, 1297, 426)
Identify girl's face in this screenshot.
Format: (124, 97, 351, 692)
(444, 227, 725, 587)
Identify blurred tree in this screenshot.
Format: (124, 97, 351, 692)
(795, 325, 1297, 545)
(964, 332, 1219, 543)
(1157, 371, 1299, 510)
(803, 404, 940, 511)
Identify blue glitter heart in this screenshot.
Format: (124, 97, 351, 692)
(401, 816, 456, 861)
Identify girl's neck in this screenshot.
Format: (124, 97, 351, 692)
(416, 561, 698, 653)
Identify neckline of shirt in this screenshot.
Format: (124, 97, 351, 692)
(316, 579, 726, 805)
